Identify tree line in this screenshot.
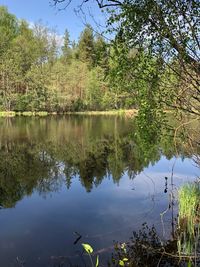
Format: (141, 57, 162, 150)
(1, 1, 199, 116)
(0, 6, 135, 113)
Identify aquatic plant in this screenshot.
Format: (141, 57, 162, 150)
(178, 182, 200, 258)
(82, 243, 99, 267)
(110, 223, 182, 267)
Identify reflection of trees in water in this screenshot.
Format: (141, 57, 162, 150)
(0, 116, 197, 208)
(0, 142, 61, 208)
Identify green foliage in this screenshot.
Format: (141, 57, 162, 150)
(0, 8, 112, 112)
(86, 66, 106, 110)
(0, 6, 19, 55)
(110, 222, 198, 267)
(78, 24, 95, 66)
(57, 0, 199, 115)
(61, 29, 72, 62)
(0, 3, 199, 116)
(108, 0, 200, 115)
(179, 183, 200, 231)
(178, 182, 200, 256)
(94, 35, 108, 70)
(119, 260, 125, 266)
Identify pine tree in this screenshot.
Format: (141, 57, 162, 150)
(78, 25, 95, 66)
(94, 35, 108, 70)
(62, 29, 72, 62)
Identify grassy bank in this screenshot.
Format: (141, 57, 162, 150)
(0, 111, 49, 117)
(65, 109, 138, 117)
(0, 109, 138, 118)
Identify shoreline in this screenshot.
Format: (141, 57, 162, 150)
(0, 109, 138, 118)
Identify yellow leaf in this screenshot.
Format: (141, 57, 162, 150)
(82, 243, 93, 254)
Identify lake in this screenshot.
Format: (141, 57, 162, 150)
(0, 115, 199, 266)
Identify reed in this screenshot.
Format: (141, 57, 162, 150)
(178, 182, 200, 256)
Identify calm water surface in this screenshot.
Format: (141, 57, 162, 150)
(0, 116, 199, 266)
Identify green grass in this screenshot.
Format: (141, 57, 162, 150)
(179, 182, 200, 233)
(0, 109, 137, 117)
(65, 110, 124, 115)
(0, 111, 16, 117)
(20, 111, 48, 116)
(21, 111, 35, 116)
(178, 182, 200, 256)
(36, 111, 48, 116)
(65, 109, 137, 116)
(0, 111, 49, 117)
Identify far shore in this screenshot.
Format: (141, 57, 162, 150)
(0, 109, 138, 118)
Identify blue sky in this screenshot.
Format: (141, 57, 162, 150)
(0, 0, 105, 40)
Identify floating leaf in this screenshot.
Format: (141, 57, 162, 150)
(123, 258, 128, 261)
(82, 243, 93, 254)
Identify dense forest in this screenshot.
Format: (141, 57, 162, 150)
(0, 5, 131, 112)
(1, 1, 199, 115)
